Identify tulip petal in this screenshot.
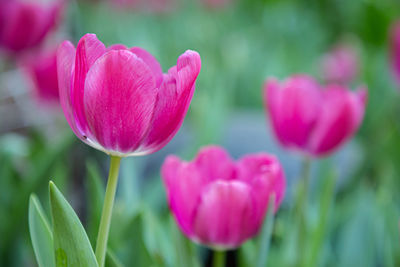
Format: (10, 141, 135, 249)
(236, 154, 286, 218)
(130, 47, 163, 87)
(192, 181, 256, 249)
(57, 41, 83, 139)
(265, 75, 321, 150)
(140, 50, 201, 153)
(193, 146, 236, 182)
(0, 1, 62, 52)
(161, 156, 206, 236)
(308, 86, 367, 156)
(391, 22, 400, 84)
(83, 50, 157, 154)
(72, 33, 106, 133)
(107, 44, 127, 51)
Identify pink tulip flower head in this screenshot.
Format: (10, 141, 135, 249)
(0, 0, 64, 53)
(111, 0, 141, 9)
(20, 48, 59, 104)
(391, 21, 400, 86)
(264, 75, 367, 157)
(321, 43, 359, 84)
(57, 34, 201, 157)
(162, 146, 286, 249)
(111, 0, 175, 13)
(202, 0, 233, 9)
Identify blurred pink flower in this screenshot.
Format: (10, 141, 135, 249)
(0, 0, 64, 53)
(264, 75, 367, 157)
(57, 33, 201, 156)
(111, 0, 141, 9)
(202, 0, 233, 9)
(391, 21, 400, 86)
(162, 146, 285, 249)
(20, 49, 59, 104)
(111, 0, 175, 13)
(321, 44, 359, 84)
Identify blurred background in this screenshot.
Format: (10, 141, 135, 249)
(1, 0, 400, 266)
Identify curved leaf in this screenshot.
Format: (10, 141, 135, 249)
(29, 194, 55, 267)
(49, 181, 98, 267)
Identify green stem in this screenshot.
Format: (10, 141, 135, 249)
(95, 156, 122, 267)
(212, 250, 226, 267)
(256, 195, 275, 267)
(296, 157, 312, 266)
(307, 171, 335, 266)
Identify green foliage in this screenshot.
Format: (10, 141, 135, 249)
(29, 194, 55, 267)
(1, 0, 400, 266)
(49, 181, 98, 267)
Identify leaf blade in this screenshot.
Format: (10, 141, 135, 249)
(29, 194, 55, 267)
(49, 181, 98, 267)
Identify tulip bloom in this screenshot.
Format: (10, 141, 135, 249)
(111, 0, 175, 13)
(0, 0, 63, 53)
(57, 34, 201, 157)
(391, 21, 400, 85)
(264, 75, 367, 157)
(162, 146, 285, 249)
(202, 0, 233, 9)
(21, 49, 59, 104)
(321, 44, 358, 84)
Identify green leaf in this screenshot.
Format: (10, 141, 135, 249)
(49, 181, 98, 267)
(256, 195, 275, 267)
(29, 194, 55, 267)
(86, 160, 105, 246)
(169, 215, 200, 267)
(142, 208, 174, 266)
(106, 249, 125, 267)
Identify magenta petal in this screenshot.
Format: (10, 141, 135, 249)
(57, 41, 83, 139)
(236, 153, 286, 219)
(161, 156, 207, 236)
(265, 75, 321, 150)
(192, 181, 256, 249)
(308, 86, 367, 156)
(83, 50, 157, 154)
(0, 1, 62, 52)
(72, 33, 106, 133)
(193, 146, 236, 182)
(107, 44, 127, 51)
(140, 50, 201, 154)
(391, 21, 400, 85)
(176, 50, 201, 94)
(130, 47, 163, 87)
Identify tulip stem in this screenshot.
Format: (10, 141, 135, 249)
(296, 157, 312, 266)
(256, 195, 275, 267)
(95, 156, 122, 267)
(212, 250, 226, 267)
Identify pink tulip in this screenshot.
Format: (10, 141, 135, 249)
(111, 0, 175, 13)
(111, 0, 141, 9)
(321, 44, 358, 84)
(20, 49, 59, 104)
(162, 146, 285, 249)
(264, 75, 367, 157)
(202, 0, 233, 9)
(391, 21, 400, 86)
(57, 33, 201, 156)
(0, 0, 63, 53)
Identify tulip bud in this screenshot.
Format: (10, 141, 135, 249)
(20, 49, 59, 104)
(202, 0, 233, 9)
(57, 33, 201, 157)
(391, 21, 400, 86)
(162, 146, 285, 249)
(0, 0, 63, 53)
(321, 43, 359, 84)
(264, 75, 367, 157)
